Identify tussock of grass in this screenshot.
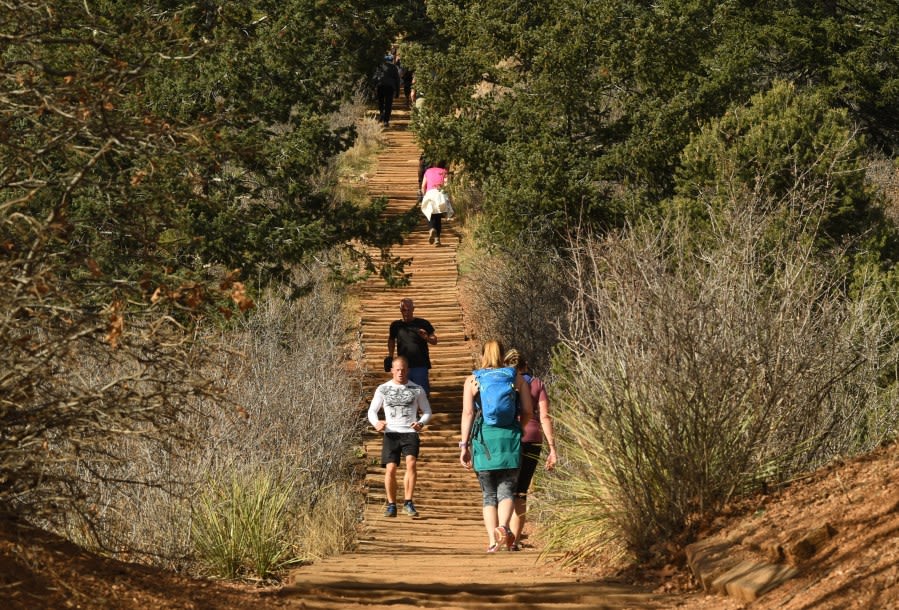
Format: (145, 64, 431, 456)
(296, 482, 360, 561)
(192, 471, 298, 580)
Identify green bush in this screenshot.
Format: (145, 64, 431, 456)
(674, 81, 894, 260)
(410, 2, 899, 250)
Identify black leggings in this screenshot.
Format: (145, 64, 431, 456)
(515, 443, 543, 496)
(377, 85, 396, 124)
(428, 213, 444, 236)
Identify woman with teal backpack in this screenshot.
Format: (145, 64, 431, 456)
(459, 340, 532, 552)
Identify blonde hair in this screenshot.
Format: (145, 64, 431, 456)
(503, 348, 525, 370)
(480, 340, 505, 369)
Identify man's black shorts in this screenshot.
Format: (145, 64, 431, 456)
(381, 432, 421, 466)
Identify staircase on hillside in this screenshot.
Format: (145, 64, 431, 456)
(279, 91, 670, 610)
(356, 95, 484, 546)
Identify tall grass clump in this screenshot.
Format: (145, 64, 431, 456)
(541, 190, 899, 565)
(294, 481, 360, 561)
(192, 471, 297, 580)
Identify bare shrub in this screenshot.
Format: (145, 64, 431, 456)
(865, 155, 899, 224)
(61, 259, 365, 577)
(0, 214, 223, 542)
(542, 192, 899, 563)
(459, 234, 571, 376)
(196, 261, 365, 571)
(331, 85, 385, 203)
(442, 168, 484, 227)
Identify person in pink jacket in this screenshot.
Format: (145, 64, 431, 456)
(420, 161, 449, 245)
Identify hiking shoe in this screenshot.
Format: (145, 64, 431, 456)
(510, 543, 521, 552)
(403, 501, 418, 517)
(434, 236, 441, 246)
(494, 525, 514, 550)
(428, 228, 436, 244)
(384, 503, 397, 518)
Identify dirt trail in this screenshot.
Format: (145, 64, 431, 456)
(276, 100, 682, 610)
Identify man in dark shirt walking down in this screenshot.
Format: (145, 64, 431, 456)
(387, 298, 437, 396)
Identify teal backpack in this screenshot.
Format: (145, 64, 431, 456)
(473, 367, 519, 427)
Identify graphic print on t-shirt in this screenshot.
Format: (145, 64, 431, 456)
(379, 384, 420, 423)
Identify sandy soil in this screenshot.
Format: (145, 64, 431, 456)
(684, 441, 899, 610)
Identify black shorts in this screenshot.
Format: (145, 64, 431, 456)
(515, 443, 543, 495)
(381, 432, 421, 466)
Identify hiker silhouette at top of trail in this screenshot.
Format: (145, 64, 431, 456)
(504, 348, 557, 551)
(368, 355, 432, 518)
(459, 340, 533, 552)
(373, 53, 401, 127)
(388, 298, 437, 396)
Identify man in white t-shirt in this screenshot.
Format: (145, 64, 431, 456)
(368, 356, 432, 517)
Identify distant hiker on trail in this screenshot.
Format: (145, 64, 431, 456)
(368, 356, 432, 518)
(374, 54, 401, 126)
(402, 68, 414, 101)
(395, 57, 407, 100)
(420, 160, 452, 246)
(417, 152, 431, 191)
(388, 298, 437, 396)
(503, 348, 557, 551)
(459, 340, 533, 552)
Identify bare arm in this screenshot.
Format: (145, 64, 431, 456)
(538, 397, 557, 470)
(459, 375, 476, 469)
(417, 327, 437, 345)
(516, 373, 532, 430)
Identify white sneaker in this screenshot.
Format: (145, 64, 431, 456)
(434, 237, 441, 246)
